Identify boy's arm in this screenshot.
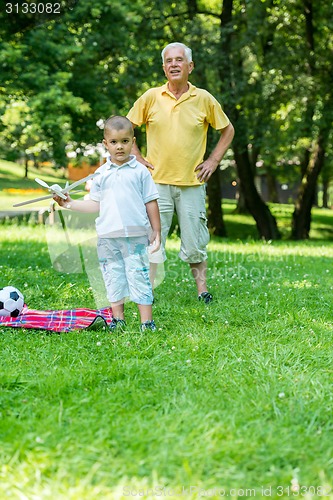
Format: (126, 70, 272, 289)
(145, 199, 161, 252)
(53, 194, 100, 213)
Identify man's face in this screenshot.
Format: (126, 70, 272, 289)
(163, 47, 194, 84)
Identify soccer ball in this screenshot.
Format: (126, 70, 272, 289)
(0, 286, 25, 317)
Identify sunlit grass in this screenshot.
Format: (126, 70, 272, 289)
(0, 159, 67, 210)
(2, 161, 333, 496)
(1, 221, 333, 497)
(223, 200, 333, 240)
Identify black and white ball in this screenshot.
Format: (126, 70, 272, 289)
(0, 286, 24, 317)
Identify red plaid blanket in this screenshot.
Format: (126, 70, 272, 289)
(0, 305, 113, 332)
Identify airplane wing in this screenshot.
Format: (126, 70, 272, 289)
(13, 195, 54, 207)
(63, 172, 100, 193)
(13, 173, 100, 207)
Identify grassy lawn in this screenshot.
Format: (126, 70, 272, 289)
(1, 160, 333, 498)
(0, 159, 68, 210)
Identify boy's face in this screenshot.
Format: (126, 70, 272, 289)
(103, 127, 135, 165)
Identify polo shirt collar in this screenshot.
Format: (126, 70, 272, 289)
(161, 82, 197, 98)
(106, 154, 137, 169)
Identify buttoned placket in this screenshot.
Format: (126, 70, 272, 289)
(164, 83, 196, 104)
(108, 163, 126, 177)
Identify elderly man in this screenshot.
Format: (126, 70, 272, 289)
(127, 42, 234, 303)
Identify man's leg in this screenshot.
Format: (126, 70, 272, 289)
(149, 184, 174, 288)
(190, 260, 207, 296)
(175, 186, 212, 301)
(191, 260, 213, 303)
(149, 262, 158, 288)
(191, 261, 213, 303)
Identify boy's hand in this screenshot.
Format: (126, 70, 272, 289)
(53, 193, 71, 207)
(149, 231, 161, 253)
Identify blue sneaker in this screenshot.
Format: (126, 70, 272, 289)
(140, 320, 157, 332)
(198, 292, 213, 304)
(109, 318, 127, 332)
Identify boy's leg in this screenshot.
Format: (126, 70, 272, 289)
(97, 238, 129, 316)
(125, 237, 153, 305)
(137, 303, 153, 323)
(109, 300, 127, 331)
(124, 237, 156, 331)
(110, 300, 125, 320)
(138, 303, 156, 332)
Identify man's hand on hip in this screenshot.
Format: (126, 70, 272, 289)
(195, 158, 219, 182)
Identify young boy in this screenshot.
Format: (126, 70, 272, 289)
(54, 116, 161, 332)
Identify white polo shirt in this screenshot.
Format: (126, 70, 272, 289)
(89, 155, 159, 238)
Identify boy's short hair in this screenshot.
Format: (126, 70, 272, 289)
(104, 116, 134, 137)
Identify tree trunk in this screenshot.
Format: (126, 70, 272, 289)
(290, 0, 317, 238)
(234, 189, 248, 214)
(206, 167, 227, 236)
(322, 178, 329, 208)
(218, 0, 281, 240)
(25, 156, 29, 178)
(291, 134, 327, 239)
(235, 147, 281, 240)
(266, 168, 279, 203)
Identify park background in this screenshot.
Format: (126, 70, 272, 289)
(1, 0, 333, 498)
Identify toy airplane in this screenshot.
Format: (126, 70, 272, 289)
(13, 172, 100, 207)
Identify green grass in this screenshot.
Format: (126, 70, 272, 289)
(222, 199, 333, 241)
(0, 159, 68, 210)
(1, 222, 333, 498)
(1, 159, 333, 497)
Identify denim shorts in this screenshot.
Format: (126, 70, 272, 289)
(97, 236, 153, 305)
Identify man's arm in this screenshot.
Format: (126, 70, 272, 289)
(130, 123, 155, 170)
(195, 122, 235, 183)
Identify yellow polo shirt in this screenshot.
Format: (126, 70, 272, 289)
(127, 83, 230, 186)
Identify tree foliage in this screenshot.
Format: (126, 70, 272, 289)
(0, 0, 332, 238)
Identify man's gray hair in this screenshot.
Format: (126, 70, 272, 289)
(161, 42, 193, 63)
